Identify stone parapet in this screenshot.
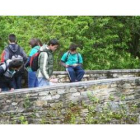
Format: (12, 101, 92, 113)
(0, 77, 140, 124)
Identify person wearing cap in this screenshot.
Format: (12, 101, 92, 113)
(0, 59, 23, 92)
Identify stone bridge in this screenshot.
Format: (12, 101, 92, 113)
(0, 70, 140, 124)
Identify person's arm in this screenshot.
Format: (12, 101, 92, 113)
(1, 49, 10, 62)
(60, 52, 70, 67)
(8, 79, 15, 91)
(24, 56, 30, 67)
(38, 52, 50, 80)
(20, 47, 28, 63)
(1, 50, 5, 63)
(0, 67, 5, 76)
(60, 60, 69, 68)
(0, 63, 6, 76)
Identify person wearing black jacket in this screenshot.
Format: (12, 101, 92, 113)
(1, 34, 27, 89)
(0, 59, 23, 92)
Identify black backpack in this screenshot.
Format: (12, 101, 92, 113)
(30, 49, 48, 71)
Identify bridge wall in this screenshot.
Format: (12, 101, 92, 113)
(0, 76, 140, 124)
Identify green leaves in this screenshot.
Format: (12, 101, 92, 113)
(0, 16, 140, 70)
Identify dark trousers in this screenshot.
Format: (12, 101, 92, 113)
(66, 66, 85, 82)
(0, 77, 14, 91)
(12, 75, 22, 89)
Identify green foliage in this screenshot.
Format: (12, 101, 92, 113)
(0, 16, 140, 70)
(19, 116, 28, 124)
(23, 94, 31, 109)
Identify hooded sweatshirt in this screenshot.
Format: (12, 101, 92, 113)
(36, 45, 53, 80)
(1, 44, 27, 74)
(2, 44, 27, 63)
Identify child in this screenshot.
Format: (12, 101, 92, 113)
(61, 43, 85, 82)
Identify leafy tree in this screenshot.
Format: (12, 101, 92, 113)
(0, 16, 140, 70)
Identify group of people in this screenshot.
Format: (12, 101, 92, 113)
(0, 34, 85, 92)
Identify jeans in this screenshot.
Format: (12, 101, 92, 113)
(38, 77, 51, 87)
(28, 71, 38, 88)
(66, 66, 85, 82)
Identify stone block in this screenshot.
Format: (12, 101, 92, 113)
(57, 75, 66, 78)
(109, 102, 120, 111)
(72, 92, 81, 97)
(52, 95, 60, 100)
(81, 109, 89, 113)
(50, 103, 62, 108)
(125, 95, 135, 101)
(35, 100, 47, 107)
(50, 90, 57, 96)
(70, 88, 77, 93)
(123, 83, 133, 89)
(81, 91, 88, 97)
(69, 96, 79, 103)
(39, 95, 52, 101)
(12, 102, 18, 106)
(35, 113, 40, 118)
(39, 91, 49, 96)
(61, 109, 66, 114)
(137, 115, 140, 124)
(6, 100, 11, 103)
(83, 74, 90, 78)
(57, 89, 66, 94)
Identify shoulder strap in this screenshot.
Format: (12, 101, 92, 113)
(77, 53, 80, 63)
(66, 51, 70, 62)
(38, 50, 49, 59)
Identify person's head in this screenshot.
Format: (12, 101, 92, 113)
(8, 34, 16, 43)
(36, 39, 43, 47)
(69, 43, 78, 54)
(9, 59, 23, 71)
(29, 38, 38, 48)
(48, 39, 59, 52)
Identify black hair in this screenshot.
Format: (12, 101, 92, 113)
(29, 38, 38, 48)
(36, 38, 43, 46)
(9, 59, 23, 69)
(69, 43, 78, 51)
(8, 34, 16, 43)
(48, 39, 59, 46)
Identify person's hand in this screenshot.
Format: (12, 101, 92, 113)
(10, 88, 14, 92)
(72, 64, 78, 67)
(50, 78, 58, 83)
(65, 65, 69, 68)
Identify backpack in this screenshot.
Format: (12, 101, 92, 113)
(6, 45, 24, 62)
(66, 51, 80, 63)
(30, 50, 48, 71)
